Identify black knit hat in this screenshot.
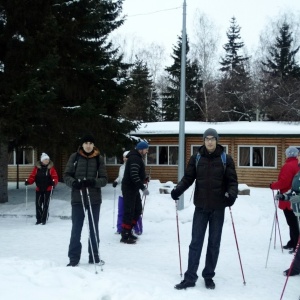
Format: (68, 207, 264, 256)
(203, 128, 219, 141)
(81, 134, 95, 145)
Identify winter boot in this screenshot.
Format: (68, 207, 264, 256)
(204, 278, 215, 289)
(66, 261, 79, 267)
(129, 230, 138, 240)
(283, 241, 293, 250)
(120, 229, 136, 244)
(283, 268, 300, 276)
(174, 280, 195, 290)
(88, 255, 105, 266)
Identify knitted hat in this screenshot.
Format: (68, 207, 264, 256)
(136, 141, 149, 150)
(203, 128, 219, 141)
(285, 146, 299, 158)
(81, 134, 95, 145)
(123, 151, 129, 157)
(40, 152, 50, 162)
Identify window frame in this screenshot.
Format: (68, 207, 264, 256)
(238, 145, 277, 168)
(146, 145, 179, 166)
(8, 148, 34, 166)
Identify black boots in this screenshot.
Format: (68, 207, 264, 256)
(204, 278, 216, 289)
(174, 280, 195, 290)
(120, 229, 136, 244)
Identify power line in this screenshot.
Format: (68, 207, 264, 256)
(127, 6, 181, 18)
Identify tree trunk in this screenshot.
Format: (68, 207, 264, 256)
(0, 140, 8, 203)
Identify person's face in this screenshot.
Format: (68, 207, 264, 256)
(123, 156, 128, 163)
(82, 142, 94, 153)
(41, 159, 49, 165)
(204, 136, 217, 153)
(140, 148, 148, 157)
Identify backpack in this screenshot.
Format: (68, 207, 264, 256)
(292, 171, 300, 194)
(195, 151, 227, 173)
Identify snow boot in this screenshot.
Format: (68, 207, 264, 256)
(66, 261, 79, 267)
(283, 268, 300, 276)
(174, 280, 195, 290)
(88, 255, 105, 265)
(120, 229, 136, 244)
(204, 278, 215, 289)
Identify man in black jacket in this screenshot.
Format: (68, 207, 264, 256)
(121, 141, 149, 244)
(172, 128, 238, 290)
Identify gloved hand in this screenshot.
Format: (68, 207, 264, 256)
(113, 181, 118, 188)
(275, 193, 290, 201)
(82, 179, 96, 187)
(144, 176, 150, 184)
(142, 188, 149, 196)
(225, 192, 236, 207)
(25, 180, 29, 186)
(50, 180, 55, 186)
(269, 183, 273, 189)
(171, 188, 180, 200)
(72, 179, 82, 190)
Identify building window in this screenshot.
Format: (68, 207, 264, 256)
(191, 145, 228, 155)
(8, 148, 34, 165)
(238, 146, 276, 168)
(146, 145, 178, 166)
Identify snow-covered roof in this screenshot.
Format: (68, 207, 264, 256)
(132, 121, 300, 136)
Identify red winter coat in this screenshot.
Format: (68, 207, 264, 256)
(270, 157, 300, 210)
(27, 161, 59, 192)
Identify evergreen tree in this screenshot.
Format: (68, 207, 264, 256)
(0, 0, 136, 202)
(218, 17, 253, 121)
(262, 22, 300, 79)
(162, 35, 203, 121)
(261, 22, 300, 120)
(122, 58, 160, 122)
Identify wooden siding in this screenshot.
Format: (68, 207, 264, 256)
(8, 135, 300, 188)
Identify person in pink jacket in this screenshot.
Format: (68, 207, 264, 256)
(270, 146, 300, 253)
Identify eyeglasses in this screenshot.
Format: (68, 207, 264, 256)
(205, 137, 216, 142)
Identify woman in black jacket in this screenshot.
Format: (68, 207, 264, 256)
(64, 134, 107, 267)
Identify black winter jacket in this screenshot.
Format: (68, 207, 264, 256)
(176, 144, 238, 210)
(122, 149, 146, 191)
(63, 147, 107, 206)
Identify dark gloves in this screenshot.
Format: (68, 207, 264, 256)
(275, 192, 290, 201)
(25, 180, 29, 186)
(50, 180, 55, 186)
(112, 181, 118, 188)
(144, 176, 150, 184)
(225, 192, 236, 207)
(72, 179, 82, 190)
(269, 182, 273, 189)
(171, 188, 180, 200)
(142, 187, 149, 196)
(82, 179, 96, 188)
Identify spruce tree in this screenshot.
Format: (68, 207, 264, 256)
(122, 58, 160, 122)
(219, 17, 253, 121)
(162, 35, 203, 121)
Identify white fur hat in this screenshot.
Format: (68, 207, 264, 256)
(40, 152, 50, 162)
(123, 151, 129, 157)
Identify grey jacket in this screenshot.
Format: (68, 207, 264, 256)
(63, 147, 107, 205)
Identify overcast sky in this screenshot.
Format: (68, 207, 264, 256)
(113, 0, 300, 64)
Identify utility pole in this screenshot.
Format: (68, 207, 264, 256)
(177, 0, 186, 210)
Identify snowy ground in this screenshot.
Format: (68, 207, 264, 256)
(0, 181, 299, 300)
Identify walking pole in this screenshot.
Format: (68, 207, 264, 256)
(175, 200, 183, 277)
(113, 187, 116, 229)
(86, 186, 103, 272)
(265, 211, 277, 268)
(229, 207, 246, 285)
(79, 187, 98, 274)
(25, 180, 28, 210)
(272, 190, 283, 251)
(280, 195, 300, 300)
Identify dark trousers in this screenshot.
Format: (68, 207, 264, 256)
(68, 203, 100, 264)
(121, 187, 142, 229)
(283, 209, 300, 248)
(36, 191, 51, 223)
(184, 207, 225, 283)
(117, 196, 143, 233)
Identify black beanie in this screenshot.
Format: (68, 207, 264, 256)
(203, 128, 219, 141)
(81, 134, 95, 145)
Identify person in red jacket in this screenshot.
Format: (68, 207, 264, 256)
(25, 152, 58, 225)
(270, 146, 300, 253)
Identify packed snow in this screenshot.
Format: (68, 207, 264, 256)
(0, 181, 299, 300)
